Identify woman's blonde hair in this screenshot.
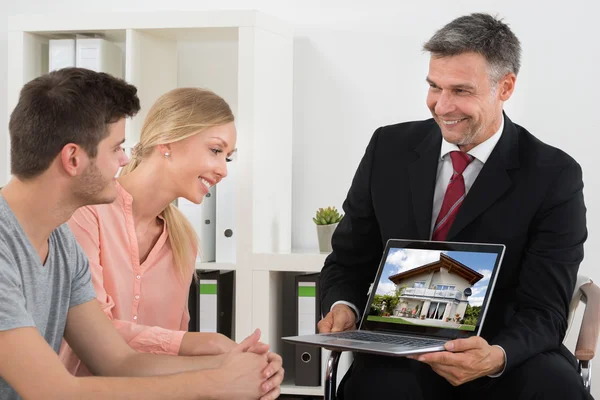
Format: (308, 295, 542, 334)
(120, 88, 234, 279)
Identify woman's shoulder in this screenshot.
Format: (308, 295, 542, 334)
(70, 199, 126, 230)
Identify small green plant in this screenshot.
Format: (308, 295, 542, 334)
(313, 206, 344, 225)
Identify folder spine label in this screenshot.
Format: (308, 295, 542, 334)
(298, 282, 317, 336)
(199, 279, 218, 332)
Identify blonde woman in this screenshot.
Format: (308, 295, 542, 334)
(59, 88, 283, 394)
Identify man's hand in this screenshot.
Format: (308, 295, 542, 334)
(408, 336, 505, 386)
(317, 304, 357, 333)
(180, 332, 270, 357)
(260, 351, 284, 400)
(179, 332, 236, 356)
(215, 329, 268, 400)
(215, 329, 284, 400)
(212, 329, 282, 400)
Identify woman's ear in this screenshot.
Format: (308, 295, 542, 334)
(156, 143, 172, 158)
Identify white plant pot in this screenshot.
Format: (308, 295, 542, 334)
(316, 223, 338, 254)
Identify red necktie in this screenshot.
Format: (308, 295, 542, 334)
(431, 151, 474, 241)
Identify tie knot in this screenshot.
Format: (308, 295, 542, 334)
(449, 151, 474, 175)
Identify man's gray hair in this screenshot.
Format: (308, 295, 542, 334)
(423, 13, 521, 83)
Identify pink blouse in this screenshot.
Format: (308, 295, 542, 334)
(59, 182, 193, 376)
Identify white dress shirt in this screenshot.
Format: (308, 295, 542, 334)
(430, 116, 504, 236)
(331, 115, 507, 376)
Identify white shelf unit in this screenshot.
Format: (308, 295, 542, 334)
(7, 11, 346, 396)
(252, 269, 354, 396)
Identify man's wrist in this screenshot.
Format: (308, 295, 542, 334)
(179, 332, 232, 356)
(331, 301, 361, 322)
(201, 368, 224, 400)
(488, 345, 507, 377)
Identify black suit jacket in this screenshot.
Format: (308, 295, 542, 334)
(320, 114, 587, 373)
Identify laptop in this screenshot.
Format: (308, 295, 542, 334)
(283, 239, 505, 356)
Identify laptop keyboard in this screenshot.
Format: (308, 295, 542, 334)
(327, 331, 444, 347)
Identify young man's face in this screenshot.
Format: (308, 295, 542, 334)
(74, 118, 129, 205)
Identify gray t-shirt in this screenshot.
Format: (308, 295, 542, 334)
(0, 195, 96, 400)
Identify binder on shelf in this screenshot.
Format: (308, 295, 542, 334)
(188, 270, 235, 339)
(295, 273, 321, 387)
(188, 277, 200, 332)
(75, 37, 123, 78)
(49, 39, 76, 71)
(215, 156, 237, 263)
(177, 186, 216, 262)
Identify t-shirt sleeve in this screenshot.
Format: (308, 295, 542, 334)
(68, 233, 97, 308)
(0, 245, 35, 331)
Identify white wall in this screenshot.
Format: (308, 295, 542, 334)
(1, 4, 7, 184)
(4, 0, 599, 394)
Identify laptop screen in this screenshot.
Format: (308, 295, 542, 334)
(361, 239, 505, 340)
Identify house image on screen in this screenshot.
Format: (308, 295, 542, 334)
(390, 254, 484, 322)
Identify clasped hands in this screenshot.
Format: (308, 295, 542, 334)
(181, 329, 284, 399)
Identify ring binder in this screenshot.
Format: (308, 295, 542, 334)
(295, 273, 321, 386)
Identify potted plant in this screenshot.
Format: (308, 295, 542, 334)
(313, 206, 344, 253)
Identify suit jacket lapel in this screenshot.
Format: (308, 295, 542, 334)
(447, 114, 520, 240)
(408, 125, 442, 240)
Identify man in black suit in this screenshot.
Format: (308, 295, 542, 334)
(318, 13, 591, 400)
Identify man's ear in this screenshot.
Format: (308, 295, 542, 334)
(498, 73, 516, 101)
(60, 144, 86, 177)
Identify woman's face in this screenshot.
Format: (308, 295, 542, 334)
(167, 122, 237, 204)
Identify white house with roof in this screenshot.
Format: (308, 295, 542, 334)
(390, 253, 483, 322)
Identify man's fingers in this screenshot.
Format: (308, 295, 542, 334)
(267, 351, 283, 364)
(260, 380, 282, 400)
(233, 328, 261, 353)
(331, 309, 351, 333)
(416, 351, 459, 366)
(262, 352, 283, 378)
(248, 342, 270, 355)
(317, 313, 334, 333)
(260, 368, 284, 399)
(260, 387, 281, 400)
(263, 367, 284, 391)
(445, 336, 483, 352)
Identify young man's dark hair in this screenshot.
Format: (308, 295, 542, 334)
(8, 67, 140, 180)
(0, 68, 285, 400)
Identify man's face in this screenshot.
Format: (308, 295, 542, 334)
(73, 118, 129, 205)
(426, 52, 506, 151)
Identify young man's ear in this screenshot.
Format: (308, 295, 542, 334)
(60, 144, 87, 176)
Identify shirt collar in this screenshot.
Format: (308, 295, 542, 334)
(439, 115, 504, 164)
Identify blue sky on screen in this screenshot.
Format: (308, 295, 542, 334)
(375, 249, 497, 306)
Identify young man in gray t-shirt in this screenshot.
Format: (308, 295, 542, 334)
(0, 199, 98, 397)
(0, 68, 283, 400)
